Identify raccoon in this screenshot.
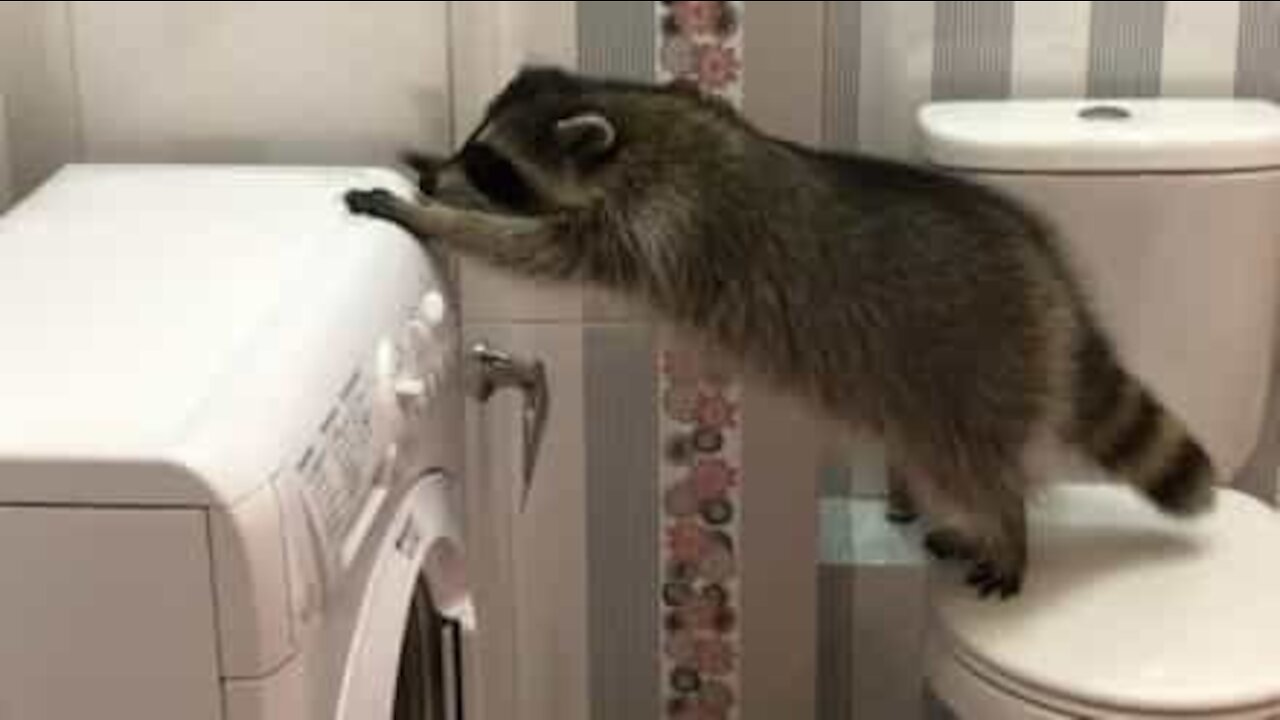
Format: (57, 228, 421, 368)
(345, 67, 1216, 598)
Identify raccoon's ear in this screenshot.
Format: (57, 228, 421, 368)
(554, 112, 616, 160)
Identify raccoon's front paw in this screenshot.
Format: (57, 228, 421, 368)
(344, 188, 398, 217)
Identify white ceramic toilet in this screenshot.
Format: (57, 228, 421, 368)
(917, 99, 1280, 719)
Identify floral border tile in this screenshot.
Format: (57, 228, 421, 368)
(656, 5, 745, 718)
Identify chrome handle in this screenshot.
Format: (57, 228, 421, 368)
(467, 341, 549, 511)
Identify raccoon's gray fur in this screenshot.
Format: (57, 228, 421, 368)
(346, 67, 1216, 598)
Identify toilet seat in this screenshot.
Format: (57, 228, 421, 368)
(927, 630, 1280, 719)
(927, 483, 1280, 719)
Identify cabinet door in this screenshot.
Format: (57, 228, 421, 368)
(463, 322, 589, 720)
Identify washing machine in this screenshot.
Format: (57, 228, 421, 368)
(0, 164, 471, 719)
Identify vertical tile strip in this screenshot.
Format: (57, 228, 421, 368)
(0, 94, 11, 209)
(822, 1, 862, 152)
(734, 6, 826, 716)
(656, 1, 746, 105)
(740, 1, 826, 145)
(578, 1, 655, 322)
(656, 6, 745, 718)
(585, 325, 661, 720)
(1011, 1, 1093, 98)
(857, 2, 936, 158)
(579, 1, 657, 82)
(578, 7, 660, 720)
(1161, 1, 1241, 96)
(1237, 0, 1280, 100)
(815, 568, 854, 720)
(816, 446, 854, 720)
(578, 6, 660, 719)
(1088, 1, 1167, 97)
(932, 1, 1015, 100)
(656, 340, 744, 720)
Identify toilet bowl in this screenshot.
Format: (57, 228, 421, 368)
(918, 99, 1280, 719)
(927, 483, 1280, 719)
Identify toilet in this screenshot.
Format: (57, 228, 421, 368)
(917, 99, 1280, 719)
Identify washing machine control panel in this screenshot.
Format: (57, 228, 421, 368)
(292, 287, 458, 585)
(296, 367, 380, 551)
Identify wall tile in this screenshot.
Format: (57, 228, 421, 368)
(1236, 0, 1280, 100)
(0, 1, 78, 198)
(70, 1, 451, 163)
(1162, 1, 1242, 96)
(1087, 1, 1168, 97)
(932, 1, 1014, 100)
(858, 1, 936, 157)
(1012, 1, 1093, 97)
(584, 322, 661, 720)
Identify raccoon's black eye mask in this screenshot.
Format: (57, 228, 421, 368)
(459, 142, 540, 214)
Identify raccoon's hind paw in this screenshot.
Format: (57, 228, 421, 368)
(344, 188, 396, 217)
(886, 506, 919, 524)
(966, 561, 1022, 600)
(928, 528, 1025, 599)
(886, 486, 919, 524)
(965, 558, 1023, 600)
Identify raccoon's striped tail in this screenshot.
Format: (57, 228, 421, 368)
(1072, 326, 1216, 515)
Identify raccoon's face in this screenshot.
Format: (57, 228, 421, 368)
(430, 67, 740, 216)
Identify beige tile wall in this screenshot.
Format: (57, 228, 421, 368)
(70, 1, 451, 164)
(0, 1, 78, 198)
(0, 93, 11, 209)
(0, 1, 452, 198)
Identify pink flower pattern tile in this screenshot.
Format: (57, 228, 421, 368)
(657, 4, 744, 716)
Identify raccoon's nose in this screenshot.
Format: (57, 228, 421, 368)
(418, 172, 438, 196)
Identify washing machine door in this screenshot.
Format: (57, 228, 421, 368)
(336, 472, 472, 720)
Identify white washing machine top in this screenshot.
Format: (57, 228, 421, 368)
(0, 164, 438, 505)
(930, 483, 1280, 716)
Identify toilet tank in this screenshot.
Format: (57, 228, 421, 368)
(919, 99, 1280, 481)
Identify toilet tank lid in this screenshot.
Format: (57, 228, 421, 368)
(919, 99, 1280, 173)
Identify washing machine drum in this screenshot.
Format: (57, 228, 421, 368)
(394, 580, 461, 720)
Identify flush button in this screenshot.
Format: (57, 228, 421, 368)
(1079, 104, 1131, 121)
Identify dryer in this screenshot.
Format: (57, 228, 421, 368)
(0, 164, 470, 720)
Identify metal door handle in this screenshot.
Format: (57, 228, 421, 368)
(467, 341, 549, 511)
